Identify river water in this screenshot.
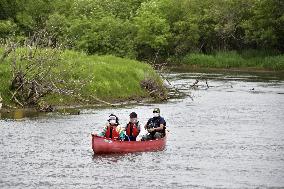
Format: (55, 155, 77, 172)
(1, 71, 284, 188)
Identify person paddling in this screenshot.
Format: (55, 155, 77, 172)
(124, 112, 141, 141)
(142, 108, 166, 140)
(98, 114, 125, 140)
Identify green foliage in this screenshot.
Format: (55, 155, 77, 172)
(0, 20, 17, 38)
(180, 51, 284, 70)
(0, 0, 283, 63)
(134, 11, 170, 49)
(45, 13, 69, 46)
(0, 48, 12, 104)
(0, 48, 164, 106)
(72, 16, 137, 58)
(56, 50, 159, 101)
(133, 0, 171, 59)
(0, 0, 19, 20)
(241, 0, 284, 50)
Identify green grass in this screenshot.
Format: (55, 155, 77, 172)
(0, 48, 12, 106)
(178, 50, 284, 70)
(0, 49, 164, 107)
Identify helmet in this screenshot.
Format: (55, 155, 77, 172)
(129, 112, 137, 118)
(153, 108, 160, 113)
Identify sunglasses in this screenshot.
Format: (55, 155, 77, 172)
(153, 111, 159, 113)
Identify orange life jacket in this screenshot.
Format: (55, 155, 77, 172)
(105, 125, 120, 140)
(126, 122, 139, 137)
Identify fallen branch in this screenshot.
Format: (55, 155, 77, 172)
(205, 79, 209, 88)
(10, 91, 23, 107)
(90, 95, 115, 106)
(190, 79, 199, 89)
(10, 82, 24, 101)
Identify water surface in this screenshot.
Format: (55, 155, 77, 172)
(1, 71, 284, 188)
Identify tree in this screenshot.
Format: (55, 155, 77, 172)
(242, 0, 284, 51)
(0, 0, 19, 20)
(134, 0, 171, 60)
(68, 16, 136, 58)
(0, 20, 17, 39)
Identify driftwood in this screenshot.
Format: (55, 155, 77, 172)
(90, 95, 115, 106)
(9, 91, 24, 107)
(205, 79, 209, 88)
(140, 78, 167, 100)
(0, 94, 2, 109)
(190, 79, 199, 88)
(4, 29, 67, 108)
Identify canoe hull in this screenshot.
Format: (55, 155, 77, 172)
(92, 135, 166, 154)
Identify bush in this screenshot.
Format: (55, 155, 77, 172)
(181, 51, 284, 70)
(0, 20, 17, 38)
(0, 47, 166, 107)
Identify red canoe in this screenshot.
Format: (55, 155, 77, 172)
(91, 134, 167, 154)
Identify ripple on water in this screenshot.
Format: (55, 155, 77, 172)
(1, 71, 284, 188)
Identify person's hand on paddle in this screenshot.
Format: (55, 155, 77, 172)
(147, 128, 155, 133)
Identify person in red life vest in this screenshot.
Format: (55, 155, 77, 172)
(124, 112, 141, 141)
(142, 108, 166, 140)
(98, 114, 125, 140)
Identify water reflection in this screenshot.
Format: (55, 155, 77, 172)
(0, 109, 39, 120)
(0, 108, 81, 120)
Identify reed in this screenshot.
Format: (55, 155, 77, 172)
(179, 51, 284, 70)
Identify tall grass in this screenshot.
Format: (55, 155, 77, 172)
(0, 50, 12, 105)
(179, 50, 284, 70)
(0, 49, 164, 106)
(56, 51, 162, 102)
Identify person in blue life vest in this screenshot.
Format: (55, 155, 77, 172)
(124, 112, 141, 141)
(98, 114, 125, 140)
(142, 108, 166, 140)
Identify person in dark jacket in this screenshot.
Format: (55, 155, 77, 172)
(124, 112, 141, 141)
(142, 108, 166, 140)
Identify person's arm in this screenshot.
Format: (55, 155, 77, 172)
(116, 125, 125, 140)
(98, 124, 108, 136)
(137, 122, 141, 132)
(145, 123, 155, 133)
(153, 123, 165, 132)
(148, 124, 164, 132)
(144, 123, 148, 130)
(149, 118, 165, 132)
(144, 122, 151, 133)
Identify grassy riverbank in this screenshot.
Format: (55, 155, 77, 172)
(173, 51, 284, 71)
(0, 49, 166, 108)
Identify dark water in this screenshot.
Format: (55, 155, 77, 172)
(1, 71, 284, 188)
